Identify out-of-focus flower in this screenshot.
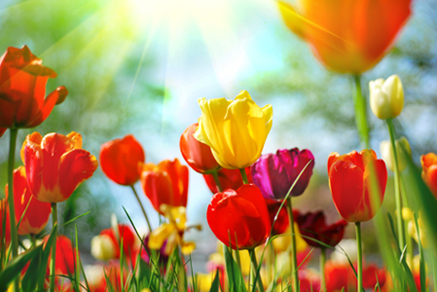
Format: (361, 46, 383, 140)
(406, 211, 428, 249)
(0, 45, 68, 128)
(276, 248, 312, 278)
(5, 166, 51, 235)
(207, 184, 270, 250)
(296, 211, 347, 248)
(192, 271, 220, 292)
(370, 75, 404, 120)
(328, 150, 387, 222)
(194, 90, 273, 169)
(91, 234, 116, 261)
(139, 158, 188, 214)
(91, 224, 137, 261)
(0, 199, 10, 248)
(45, 235, 77, 276)
(0, 128, 6, 138)
(298, 270, 321, 292)
(141, 234, 171, 269)
(100, 135, 145, 186)
(203, 167, 252, 194)
(264, 199, 290, 235)
(380, 137, 411, 172)
(22, 132, 98, 203)
(180, 123, 221, 174)
(330, 239, 359, 265)
(251, 148, 314, 200)
(278, 1, 412, 74)
(84, 265, 106, 292)
(421, 153, 437, 199)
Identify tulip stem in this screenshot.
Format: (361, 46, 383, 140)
(355, 222, 363, 292)
(7, 128, 19, 292)
(239, 168, 249, 184)
(211, 170, 223, 192)
(286, 197, 299, 292)
(386, 118, 405, 251)
(130, 185, 152, 232)
(249, 248, 265, 292)
(320, 247, 326, 292)
(50, 203, 58, 292)
(353, 74, 370, 149)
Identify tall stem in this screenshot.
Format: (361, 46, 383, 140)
(239, 168, 249, 185)
(249, 249, 265, 292)
(7, 128, 19, 292)
(50, 203, 58, 292)
(286, 197, 299, 292)
(355, 222, 363, 292)
(130, 185, 152, 232)
(211, 170, 223, 192)
(353, 75, 370, 149)
(320, 247, 326, 292)
(386, 118, 405, 250)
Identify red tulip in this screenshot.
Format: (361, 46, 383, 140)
(0, 45, 68, 128)
(421, 152, 437, 199)
(0, 199, 10, 248)
(180, 123, 221, 174)
(295, 210, 347, 248)
(0, 127, 5, 138)
(5, 166, 51, 235)
(22, 132, 98, 203)
(264, 198, 292, 236)
(45, 235, 77, 276)
(207, 184, 271, 250)
(100, 135, 145, 186)
(139, 158, 189, 213)
(328, 150, 387, 222)
(203, 167, 252, 194)
(99, 224, 137, 259)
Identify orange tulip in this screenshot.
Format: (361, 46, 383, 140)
(22, 132, 98, 203)
(278, 0, 412, 74)
(5, 166, 51, 235)
(0, 199, 10, 248)
(100, 135, 145, 186)
(421, 153, 437, 199)
(139, 159, 189, 214)
(45, 235, 77, 276)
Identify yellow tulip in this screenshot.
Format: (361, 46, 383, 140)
(194, 90, 273, 169)
(380, 136, 411, 172)
(369, 74, 404, 120)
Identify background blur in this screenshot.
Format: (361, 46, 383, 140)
(0, 0, 436, 271)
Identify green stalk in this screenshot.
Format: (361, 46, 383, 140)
(355, 222, 363, 292)
(386, 119, 406, 250)
(50, 203, 58, 292)
(7, 128, 19, 292)
(249, 248, 265, 292)
(320, 247, 326, 292)
(352, 75, 370, 149)
(211, 170, 223, 192)
(130, 185, 152, 232)
(286, 197, 299, 292)
(239, 168, 249, 184)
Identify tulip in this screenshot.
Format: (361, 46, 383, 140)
(264, 198, 290, 236)
(421, 153, 437, 199)
(203, 167, 252, 194)
(194, 90, 273, 170)
(206, 184, 271, 250)
(99, 224, 137, 259)
(278, 1, 411, 74)
(5, 166, 51, 235)
(0, 199, 10, 248)
(380, 137, 411, 172)
(45, 235, 77, 276)
(180, 123, 220, 174)
(0, 128, 5, 138)
(0, 45, 68, 128)
(251, 148, 314, 200)
(370, 75, 404, 120)
(328, 149, 387, 222)
(139, 158, 189, 214)
(100, 135, 145, 186)
(91, 234, 116, 261)
(22, 132, 98, 203)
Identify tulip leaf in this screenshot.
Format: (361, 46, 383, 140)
(209, 269, 221, 292)
(21, 244, 43, 292)
(223, 246, 247, 292)
(37, 224, 58, 290)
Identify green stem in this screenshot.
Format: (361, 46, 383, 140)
(286, 197, 299, 292)
(353, 75, 370, 149)
(7, 128, 19, 292)
(239, 168, 249, 184)
(386, 119, 405, 250)
(355, 222, 363, 292)
(130, 185, 152, 232)
(50, 203, 58, 292)
(211, 170, 223, 192)
(320, 247, 326, 292)
(249, 249, 265, 292)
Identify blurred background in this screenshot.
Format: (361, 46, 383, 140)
(0, 0, 436, 271)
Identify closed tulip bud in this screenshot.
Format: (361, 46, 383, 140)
(380, 137, 411, 172)
(370, 75, 404, 120)
(91, 234, 116, 261)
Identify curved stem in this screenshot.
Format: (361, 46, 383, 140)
(286, 197, 299, 292)
(239, 168, 249, 185)
(130, 185, 152, 232)
(353, 75, 370, 149)
(355, 222, 363, 292)
(211, 170, 223, 192)
(249, 248, 265, 292)
(50, 203, 58, 292)
(320, 247, 326, 292)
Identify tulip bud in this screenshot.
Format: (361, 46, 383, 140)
(380, 136, 411, 172)
(369, 74, 404, 120)
(91, 234, 116, 261)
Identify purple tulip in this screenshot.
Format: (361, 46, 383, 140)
(251, 148, 315, 200)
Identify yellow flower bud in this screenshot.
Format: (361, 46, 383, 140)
(380, 136, 411, 172)
(194, 90, 273, 169)
(369, 74, 404, 120)
(91, 234, 116, 261)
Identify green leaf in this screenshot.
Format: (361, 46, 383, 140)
(37, 224, 58, 290)
(21, 244, 42, 292)
(209, 269, 221, 292)
(223, 246, 247, 292)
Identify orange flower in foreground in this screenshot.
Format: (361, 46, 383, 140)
(139, 158, 188, 214)
(278, 0, 412, 74)
(5, 166, 51, 235)
(100, 135, 145, 186)
(328, 150, 387, 222)
(421, 153, 437, 199)
(22, 132, 98, 203)
(0, 45, 68, 128)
